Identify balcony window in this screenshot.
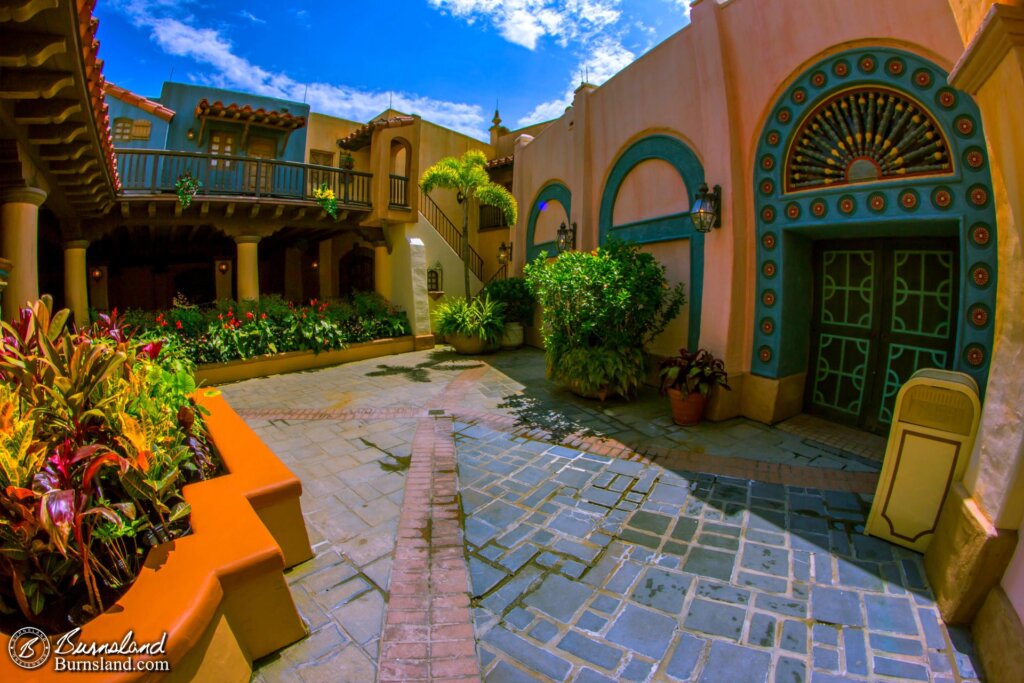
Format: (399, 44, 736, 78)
(209, 132, 236, 169)
(113, 118, 132, 141)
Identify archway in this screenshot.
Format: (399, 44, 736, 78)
(339, 245, 374, 296)
(751, 47, 998, 432)
(525, 182, 571, 262)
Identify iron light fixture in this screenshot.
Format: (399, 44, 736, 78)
(456, 191, 466, 204)
(556, 221, 577, 253)
(498, 241, 513, 265)
(217, 261, 230, 275)
(89, 267, 103, 282)
(311, 259, 319, 271)
(186, 129, 196, 141)
(689, 182, 722, 233)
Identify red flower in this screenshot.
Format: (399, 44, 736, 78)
(176, 320, 183, 329)
(218, 314, 223, 320)
(246, 311, 254, 320)
(260, 313, 267, 320)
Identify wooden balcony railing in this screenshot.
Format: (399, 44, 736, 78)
(419, 193, 484, 281)
(480, 205, 508, 230)
(389, 174, 410, 208)
(115, 149, 373, 207)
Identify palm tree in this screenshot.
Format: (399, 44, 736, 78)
(420, 149, 517, 298)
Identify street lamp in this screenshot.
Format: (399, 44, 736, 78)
(498, 241, 513, 265)
(690, 182, 722, 233)
(556, 221, 577, 253)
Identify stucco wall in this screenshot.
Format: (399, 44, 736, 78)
(305, 112, 363, 167)
(410, 213, 483, 316)
(107, 95, 170, 150)
(534, 199, 569, 246)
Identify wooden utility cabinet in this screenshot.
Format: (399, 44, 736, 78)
(866, 369, 981, 552)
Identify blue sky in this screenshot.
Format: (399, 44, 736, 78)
(96, 0, 691, 141)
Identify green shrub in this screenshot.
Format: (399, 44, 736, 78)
(482, 277, 536, 324)
(433, 295, 505, 344)
(524, 238, 685, 399)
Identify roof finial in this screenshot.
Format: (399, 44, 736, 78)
(492, 101, 501, 127)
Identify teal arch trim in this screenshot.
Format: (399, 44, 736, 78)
(598, 134, 705, 351)
(525, 182, 571, 262)
(751, 47, 997, 395)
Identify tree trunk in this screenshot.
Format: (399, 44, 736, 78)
(462, 202, 471, 299)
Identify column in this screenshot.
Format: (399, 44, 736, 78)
(1, 186, 46, 319)
(374, 244, 391, 300)
(63, 240, 89, 327)
(234, 235, 261, 301)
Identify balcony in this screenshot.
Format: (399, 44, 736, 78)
(116, 149, 373, 208)
(389, 174, 410, 209)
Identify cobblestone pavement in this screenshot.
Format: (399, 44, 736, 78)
(211, 347, 980, 682)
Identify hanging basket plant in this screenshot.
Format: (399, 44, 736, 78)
(175, 170, 202, 209)
(313, 182, 339, 219)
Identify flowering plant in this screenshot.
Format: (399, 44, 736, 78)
(174, 170, 202, 209)
(313, 182, 338, 219)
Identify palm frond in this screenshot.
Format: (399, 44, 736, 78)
(476, 184, 518, 226)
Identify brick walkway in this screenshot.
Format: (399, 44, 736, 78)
(217, 347, 980, 683)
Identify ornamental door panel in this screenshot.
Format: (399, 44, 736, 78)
(808, 239, 957, 434)
(246, 137, 276, 194)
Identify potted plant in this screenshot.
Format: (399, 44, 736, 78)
(313, 182, 339, 219)
(175, 170, 202, 209)
(338, 152, 355, 170)
(659, 348, 730, 425)
(525, 238, 685, 400)
(432, 295, 505, 354)
(482, 277, 535, 349)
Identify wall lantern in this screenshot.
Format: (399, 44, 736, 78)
(498, 241, 513, 265)
(556, 221, 577, 253)
(311, 259, 319, 271)
(456, 191, 466, 204)
(217, 261, 231, 275)
(89, 267, 103, 282)
(186, 129, 196, 141)
(690, 182, 722, 233)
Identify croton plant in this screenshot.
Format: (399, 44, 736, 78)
(0, 297, 220, 633)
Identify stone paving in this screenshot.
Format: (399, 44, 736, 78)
(211, 346, 984, 682)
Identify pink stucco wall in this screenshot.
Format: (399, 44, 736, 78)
(511, 0, 965, 373)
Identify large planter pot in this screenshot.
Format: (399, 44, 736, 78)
(564, 377, 618, 401)
(0, 394, 312, 681)
(447, 332, 495, 355)
(667, 387, 707, 426)
(501, 322, 524, 350)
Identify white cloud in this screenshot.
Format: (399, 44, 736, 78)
(517, 35, 636, 126)
(428, 0, 621, 50)
(109, 1, 489, 139)
(239, 10, 265, 24)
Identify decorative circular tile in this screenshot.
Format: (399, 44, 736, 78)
(937, 88, 957, 109)
(761, 206, 777, 223)
(833, 60, 850, 77)
(761, 154, 776, 171)
(913, 69, 933, 88)
(969, 304, 990, 328)
(956, 116, 975, 136)
(868, 193, 887, 212)
(964, 147, 985, 169)
(762, 290, 777, 307)
(760, 318, 775, 335)
(971, 223, 991, 246)
(777, 109, 792, 124)
(964, 344, 986, 367)
(763, 261, 777, 278)
(811, 71, 827, 88)
(969, 184, 989, 207)
(886, 58, 905, 76)
(932, 187, 953, 209)
(792, 88, 807, 105)
(760, 179, 775, 195)
(759, 346, 773, 363)
(838, 195, 856, 215)
(858, 55, 877, 73)
(811, 200, 827, 218)
(766, 130, 781, 146)
(786, 202, 801, 220)
(971, 264, 991, 287)
(899, 190, 919, 211)
(762, 232, 777, 250)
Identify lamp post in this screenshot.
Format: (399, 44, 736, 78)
(690, 182, 722, 233)
(498, 241, 513, 265)
(556, 221, 577, 253)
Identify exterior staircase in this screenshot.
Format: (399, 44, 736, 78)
(419, 193, 484, 281)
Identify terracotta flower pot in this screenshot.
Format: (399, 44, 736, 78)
(447, 332, 489, 355)
(667, 387, 707, 425)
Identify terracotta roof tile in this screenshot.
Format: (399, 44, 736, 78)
(194, 99, 307, 129)
(76, 0, 120, 191)
(337, 116, 416, 150)
(486, 154, 514, 170)
(104, 82, 175, 122)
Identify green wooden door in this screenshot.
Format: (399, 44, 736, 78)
(808, 239, 957, 434)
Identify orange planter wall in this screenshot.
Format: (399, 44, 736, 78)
(0, 395, 311, 681)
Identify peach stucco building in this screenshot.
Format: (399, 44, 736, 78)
(1, 0, 1023, 678)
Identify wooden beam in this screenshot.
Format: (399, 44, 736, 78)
(13, 98, 80, 125)
(200, 202, 209, 218)
(26, 122, 87, 144)
(37, 141, 89, 160)
(0, 0, 59, 23)
(121, 202, 130, 219)
(272, 205, 284, 220)
(0, 33, 66, 67)
(49, 157, 96, 175)
(249, 204, 260, 219)
(0, 69, 74, 99)
(224, 203, 235, 218)
(148, 202, 156, 218)
(174, 201, 182, 218)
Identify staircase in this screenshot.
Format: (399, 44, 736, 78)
(419, 193, 484, 281)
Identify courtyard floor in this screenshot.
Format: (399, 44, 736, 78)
(221, 347, 983, 683)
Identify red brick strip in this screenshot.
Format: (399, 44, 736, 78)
(237, 407, 429, 421)
(379, 417, 480, 683)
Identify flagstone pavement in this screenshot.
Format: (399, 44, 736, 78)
(217, 346, 983, 683)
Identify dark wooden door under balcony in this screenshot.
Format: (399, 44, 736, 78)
(807, 238, 958, 435)
(246, 137, 276, 194)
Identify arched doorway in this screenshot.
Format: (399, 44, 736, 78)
(752, 48, 997, 434)
(339, 246, 374, 296)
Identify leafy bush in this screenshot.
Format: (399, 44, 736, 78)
(0, 298, 220, 633)
(659, 348, 731, 397)
(482, 277, 536, 324)
(525, 238, 685, 399)
(433, 295, 505, 345)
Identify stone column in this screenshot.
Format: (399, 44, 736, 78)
(374, 244, 391, 300)
(63, 240, 89, 327)
(234, 235, 261, 301)
(1, 187, 46, 318)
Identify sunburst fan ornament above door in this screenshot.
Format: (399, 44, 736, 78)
(785, 87, 952, 192)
